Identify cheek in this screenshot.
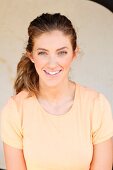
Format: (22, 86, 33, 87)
(33, 58, 47, 68)
(33, 61, 43, 73)
(59, 58, 73, 68)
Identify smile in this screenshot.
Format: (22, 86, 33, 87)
(43, 70, 62, 76)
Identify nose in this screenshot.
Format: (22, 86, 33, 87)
(48, 56, 57, 68)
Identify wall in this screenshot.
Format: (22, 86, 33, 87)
(0, 0, 113, 168)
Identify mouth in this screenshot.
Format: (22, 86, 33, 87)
(43, 70, 62, 76)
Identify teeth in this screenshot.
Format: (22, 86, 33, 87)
(49, 71, 60, 75)
(44, 70, 61, 75)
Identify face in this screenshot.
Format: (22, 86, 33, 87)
(29, 30, 77, 88)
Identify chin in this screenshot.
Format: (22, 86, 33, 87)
(45, 82, 61, 88)
(42, 79, 63, 88)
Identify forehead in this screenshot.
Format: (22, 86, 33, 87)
(33, 30, 72, 49)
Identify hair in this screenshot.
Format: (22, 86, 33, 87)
(14, 13, 77, 97)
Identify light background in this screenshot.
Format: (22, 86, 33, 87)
(0, 0, 113, 168)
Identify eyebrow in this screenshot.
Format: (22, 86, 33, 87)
(37, 47, 68, 51)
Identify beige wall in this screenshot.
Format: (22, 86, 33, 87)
(0, 0, 113, 168)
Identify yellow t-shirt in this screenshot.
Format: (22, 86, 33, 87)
(1, 83, 113, 170)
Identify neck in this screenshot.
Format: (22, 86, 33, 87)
(38, 79, 73, 102)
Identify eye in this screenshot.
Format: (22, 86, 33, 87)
(58, 51, 67, 56)
(37, 51, 47, 56)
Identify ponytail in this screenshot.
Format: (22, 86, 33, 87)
(14, 54, 39, 96)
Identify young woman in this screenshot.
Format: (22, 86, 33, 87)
(1, 13, 113, 170)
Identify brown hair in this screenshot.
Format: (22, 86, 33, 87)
(14, 13, 77, 97)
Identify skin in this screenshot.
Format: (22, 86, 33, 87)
(4, 30, 113, 169)
(90, 139, 113, 170)
(30, 30, 76, 93)
(29, 30, 77, 114)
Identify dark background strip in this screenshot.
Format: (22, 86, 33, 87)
(89, 0, 113, 12)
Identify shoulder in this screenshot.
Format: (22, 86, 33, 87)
(12, 90, 29, 102)
(75, 83, 113, 144)
(1, 90, 35, 128)
(12, 90, 35, 109)
(1, 90, 35, 115)
(76, 83, 112, 111)
(76, 83, 100, 101)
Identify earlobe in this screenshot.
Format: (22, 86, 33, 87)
(76, 46, 80, 54)
(73, 46, 79, 60)
(31, 59, 34, 63)
(26, 52, 34, 63)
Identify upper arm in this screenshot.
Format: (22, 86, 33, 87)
(90, 94, 113, 169)
(1, 98, 23, 149)
(3, 142, 27, 170)
(1, 96, 27, 169)
(90, 138, 113, 170)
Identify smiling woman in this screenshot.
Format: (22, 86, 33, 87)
(27, 30, 76, 88)
(0, 13, 113, 170)
(14, 13, 77, 96)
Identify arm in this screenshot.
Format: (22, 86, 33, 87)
(3, 143, 27, 170)
(90, 138, 113, 170)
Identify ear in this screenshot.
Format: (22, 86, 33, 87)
(73, 46, 79, 61)
(26, 51, 34, 63)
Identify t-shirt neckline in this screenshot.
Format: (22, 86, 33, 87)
(33, 82, 78, 117)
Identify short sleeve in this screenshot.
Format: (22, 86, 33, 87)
(0, 97, 23, 149)
(92, 93, 113, 145)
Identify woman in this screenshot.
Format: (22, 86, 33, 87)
(1, 13, 113, 170)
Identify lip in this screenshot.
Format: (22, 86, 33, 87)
(43, 69, 62, 76)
